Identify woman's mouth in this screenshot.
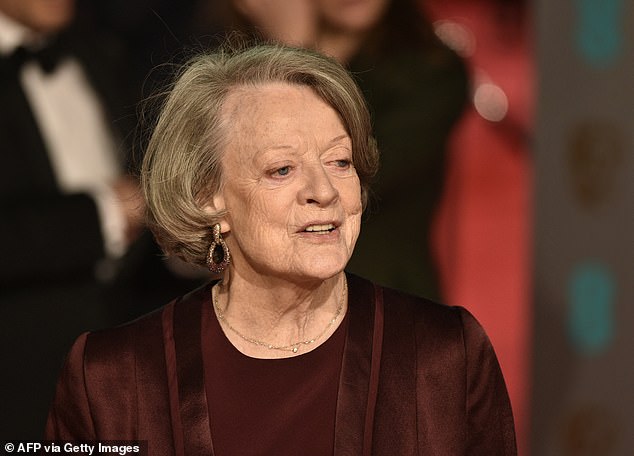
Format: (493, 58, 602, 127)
(303, 223, 337, 234)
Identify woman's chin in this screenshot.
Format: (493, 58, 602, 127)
(284, 259, 348, 284)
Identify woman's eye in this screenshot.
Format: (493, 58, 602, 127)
(272, 166, 291, 177)
(334, 159, 352, 169)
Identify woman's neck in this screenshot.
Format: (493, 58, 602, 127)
(213, 270, 348, 358)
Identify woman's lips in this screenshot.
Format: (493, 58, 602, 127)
(303, 223, 336, 234)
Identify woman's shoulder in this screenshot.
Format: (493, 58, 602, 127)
(349, 273, 487, 344)
(83, 282, 213, 360)
(380, 282, 497, 366)
(372, 278, 461, 318)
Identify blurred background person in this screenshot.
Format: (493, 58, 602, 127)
(423, 0, 533, 453)
(0, 0, 199, 438)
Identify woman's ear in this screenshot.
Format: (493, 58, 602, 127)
(203, 193, 231, 233)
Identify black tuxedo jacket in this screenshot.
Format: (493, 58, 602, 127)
(0, 27, 198, 439)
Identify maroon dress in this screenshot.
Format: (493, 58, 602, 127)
(202, 297, 348, 455)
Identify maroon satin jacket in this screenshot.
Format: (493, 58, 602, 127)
(46, 274, 517, 455)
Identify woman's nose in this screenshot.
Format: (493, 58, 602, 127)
(298, 163, 339, 206)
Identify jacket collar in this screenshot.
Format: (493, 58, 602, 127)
(163, 285, 215, 456)
(334, 273, 383, 456)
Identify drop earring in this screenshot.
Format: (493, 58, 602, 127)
(206, 224, 231, 273)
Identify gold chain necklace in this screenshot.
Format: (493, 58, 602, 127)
(212, 277, 347, 354)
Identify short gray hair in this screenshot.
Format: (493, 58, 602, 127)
(141, 43, 379, 266)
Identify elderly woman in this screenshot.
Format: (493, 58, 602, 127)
(46, 44, 515, 455)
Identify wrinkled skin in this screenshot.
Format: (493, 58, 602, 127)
(212, 82, 363, 287)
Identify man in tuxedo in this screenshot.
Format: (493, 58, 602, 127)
(0, 0, 201, 438)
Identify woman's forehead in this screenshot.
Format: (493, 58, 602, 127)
(220, 83, 347, 149)
(222, 82, 320, 117)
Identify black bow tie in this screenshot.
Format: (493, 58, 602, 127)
(2, 40, 67, 75)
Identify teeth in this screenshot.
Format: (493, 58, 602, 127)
(305, 224, 335, 232)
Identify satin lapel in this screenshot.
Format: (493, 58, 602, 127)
(164, 285, 214, 456)
(334, 274, 383, 455)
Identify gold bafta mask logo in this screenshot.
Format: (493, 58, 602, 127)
(567, 121, 624, 209)
(561, 404, 619, 456)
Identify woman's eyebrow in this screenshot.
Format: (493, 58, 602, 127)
(327, 134, 352, 147)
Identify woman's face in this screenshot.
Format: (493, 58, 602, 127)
(316, 0, 390, 34)
(214, 82, 362, 284)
